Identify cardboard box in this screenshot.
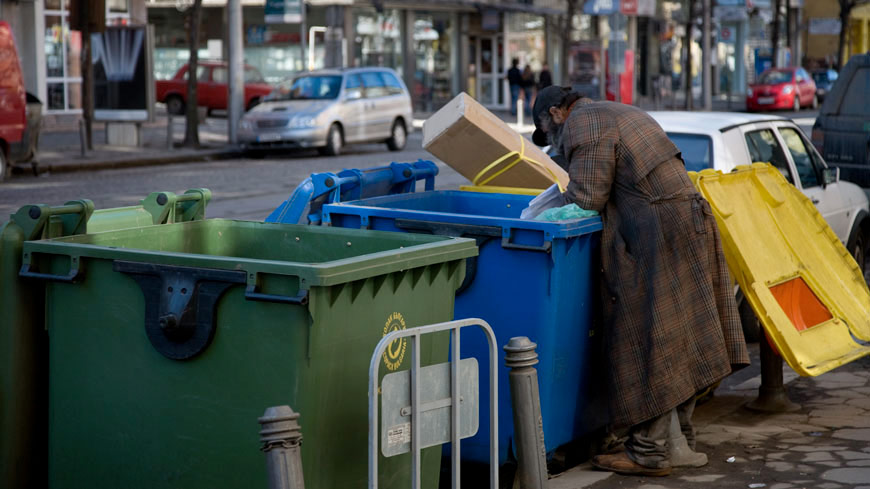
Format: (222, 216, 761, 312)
(422, 92, 569, 190)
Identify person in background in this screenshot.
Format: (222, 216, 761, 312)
(539, 63, 553, 89)
(507, 58, 523, 115)
(531, 86, 749, 477)
(521, 65, 536, 116)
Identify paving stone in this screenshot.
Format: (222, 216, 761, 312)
(769, 484, 794, 489)
(637, 485, 673, 489)
(848, 460, 870, 467)
(784, 424, 832, 434)
(789, 445, 847, 452)
(547, 463, 613, 489)
(836, 450, 870, 460)
(832, 428, 870, 442)
(767, 452, 790, 460)
(813, 372, 867, 387)
(810, 405, 866, 417)
(766, 461, 795, 472)
(697, 431, 739, 445)
(802, 452, 835, 462)
(856, 486, 870, 489)
(679, 474, 725, 482)
(821, 467, 870, 484)
(818, 461, 844, 467)
(817, 483, 844, 489)
(828, 389, 869, 399)
(855, 387, 870, 394)
(809, 416, 870, 429)
(846, 398, 870, 410)
(795, 464, 817, 473)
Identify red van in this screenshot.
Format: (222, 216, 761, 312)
(0, 21, 40, 182)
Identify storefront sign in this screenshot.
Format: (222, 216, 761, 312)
(264, 0, 302, 24)
(809, 18, 841, 36)
(637, 0, 656, 16)
(620, 0, 637, 15)
(720, 26, 734, 43)
(482, 9, 500, 31)
(583, 0, 618, 15)
(713, 6, 748, 21)
(715, 0, 746, 5)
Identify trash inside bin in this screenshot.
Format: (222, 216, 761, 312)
(21, 219, 476, 489)
(321, 190, 605, 464)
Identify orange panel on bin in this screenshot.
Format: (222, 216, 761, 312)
(770, 277, 833, 332)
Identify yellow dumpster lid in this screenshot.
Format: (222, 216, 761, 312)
(691, 163, 870, 377)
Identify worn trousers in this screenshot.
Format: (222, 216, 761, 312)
(624, 396, 698, 469)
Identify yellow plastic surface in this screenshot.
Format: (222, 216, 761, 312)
(691, 163, 870, 376)
(459, 185, 544, 196)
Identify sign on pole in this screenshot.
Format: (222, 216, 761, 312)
(265, 0, 302, 24)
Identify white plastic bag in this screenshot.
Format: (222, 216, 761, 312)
(520, 184, 566, 220)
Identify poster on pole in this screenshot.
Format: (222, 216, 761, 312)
(92, 25, 153, 122)
(265, 0, 303, 24)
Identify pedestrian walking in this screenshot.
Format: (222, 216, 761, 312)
(531, 86, 749, 477)
(521, 65, 535, 116)
(507, 58, 522, 115)
(538, 63, 553, 89)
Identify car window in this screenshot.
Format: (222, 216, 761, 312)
(759, 70, 792, 84)
(796, 70, 805, 82)
(212, 67, 227, 84)
(360, 72, 388, 98)
(779, 127, 820, 188)
(183, 65, 209, 81)
(244, 67, 265, 83)
(666, 133, 713, 172)
(380, 71, 404, 95)
(344, 74, 363, 99)
(745, 129, 794, 184)
(839, 67, 870, 117)
(268, 75, 342, 101)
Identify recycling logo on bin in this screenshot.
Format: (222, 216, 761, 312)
(382, 312, 407, 371)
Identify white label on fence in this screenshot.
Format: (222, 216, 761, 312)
(387, 423, 411, 447)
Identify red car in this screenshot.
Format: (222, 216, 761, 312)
(156, 61, 273, 115)
(746, 67, 818, 112)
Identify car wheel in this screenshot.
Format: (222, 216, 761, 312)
(812, 95, 819, 110)
(793, 95, 801, 112)
(322, 124, 343, 156)
(386, 119, 407, 151)
(738, 290, 760, 343)
(166, 95, 185, 116)
(847, 223, 868, 280)
(0, 148, 7, 182)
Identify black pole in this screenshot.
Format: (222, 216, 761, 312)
(746, 335, 800, 413)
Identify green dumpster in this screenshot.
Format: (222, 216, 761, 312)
(21, 219, 476, 489)
(1, 190, 211, 489)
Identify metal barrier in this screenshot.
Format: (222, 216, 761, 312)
(368, 318, 499, 489)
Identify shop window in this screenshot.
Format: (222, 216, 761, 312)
(413, 12, 452, 112)
(353, 8, 402, 72)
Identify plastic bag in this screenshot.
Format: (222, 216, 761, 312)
(534, 204, 598, 221)
(520, 184, 565, 219)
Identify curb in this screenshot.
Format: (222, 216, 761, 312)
(15, 147, 242, 176)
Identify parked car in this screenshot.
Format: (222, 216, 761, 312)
(746, 67, 818, 112)
(0, 21, 42, 182)
(811, 54, 870, 187)
(811, 68, 838, 102)
(651, 111, 870, 340)
(239, 67, 412, 156)
(155, 61, 273, 115)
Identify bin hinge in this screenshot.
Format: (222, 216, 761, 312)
(11, 199, 95, 240)
(141, 188, 212, 225)
(114, 260, 246, 360)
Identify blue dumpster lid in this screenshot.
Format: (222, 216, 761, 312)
(323, 191, 602, 240)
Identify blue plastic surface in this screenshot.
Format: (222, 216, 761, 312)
(322, 191, 605, 464)
(265, 160, 438, 225)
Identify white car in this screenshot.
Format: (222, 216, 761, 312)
(649, 111, 870, 340)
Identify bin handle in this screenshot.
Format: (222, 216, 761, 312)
(244, 285, 309, 305)
(501, 232, 552, 253)
(19, 258, 82, 283)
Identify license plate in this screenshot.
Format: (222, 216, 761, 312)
(757, 97, 775, 104)
(257, 133, 282, 143)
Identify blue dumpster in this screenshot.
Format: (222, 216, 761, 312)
(320, 190, 605, 464)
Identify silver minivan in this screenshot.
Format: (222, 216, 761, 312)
(239, 67, 412, 156)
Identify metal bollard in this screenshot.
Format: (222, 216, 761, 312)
(746, 336, 800, 413)
(166, 114, 174, 150)
(517, 99, 524, 128)
(78, 119, 87, 157)
(504, 337, 547, 489)
(259, 405, 306, 489)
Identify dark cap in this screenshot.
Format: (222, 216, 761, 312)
(531, 85, 577, 147)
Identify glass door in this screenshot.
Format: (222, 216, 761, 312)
(475, 35, 502, 108)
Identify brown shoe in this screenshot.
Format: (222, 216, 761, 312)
(591, 452, 672, 477)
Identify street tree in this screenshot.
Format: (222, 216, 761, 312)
(183, 0, 204, 147)
(838, 0, 870, 69)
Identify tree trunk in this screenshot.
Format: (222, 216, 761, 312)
(772, 0, 782, 67)
(559, 0, 578, 85)
(838, 1, 853, 70)
(684, 0, 694, 110)
(184, 0, 204, 147)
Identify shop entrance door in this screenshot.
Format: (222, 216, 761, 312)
(472, 35, 503, 109)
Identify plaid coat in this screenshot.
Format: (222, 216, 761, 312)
(560, 100, 750, 428)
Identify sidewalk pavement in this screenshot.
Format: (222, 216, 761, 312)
(549, 342, 870, 489)
(27, 98, 747, 176)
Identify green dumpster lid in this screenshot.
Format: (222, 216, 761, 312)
(22, 219, 477, 287)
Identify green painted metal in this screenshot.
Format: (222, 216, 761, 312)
(1, 189, 212, 489)
(25, 220, 475, 489)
